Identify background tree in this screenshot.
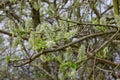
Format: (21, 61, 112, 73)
(0, 0, 120, 80)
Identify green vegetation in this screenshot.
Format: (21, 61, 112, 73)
(0, 0, 120, 80)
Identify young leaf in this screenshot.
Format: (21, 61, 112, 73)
(33, 2, 40, 11)
(33, 37, 46, 51)
(56, 55, 63, 63)
(6, 54, 10, 63)
(40, 55, 47, 63)
(13, 29, 26, 36)
(103, 47, 108, 58)
(60, 61, 71, 72)
(12, 37, 20, 48)
(46, 40, 56, 48)
(64, 47, 73, 61)
(25, 18, 33, 32)
(7, 19, 15, 31)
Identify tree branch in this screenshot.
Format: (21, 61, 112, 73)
(58, 18, 117, 28)
(101, 6, 113, 15)
(0, 29, 28, 40)
(88, 55, 119, 67)
(14, 30, 118, 67)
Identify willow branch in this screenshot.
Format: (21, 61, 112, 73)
(94, 29, 119, 54)
(58, 18, 117, 28)
(14, 30, 118, 67)
(101, 6, 113, 15)
(0, 29, 28, 40)
(88, 55, 119, 67)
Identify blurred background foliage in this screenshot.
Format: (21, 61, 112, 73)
(0, 0, 120, 80)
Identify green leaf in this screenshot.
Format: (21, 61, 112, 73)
(6, 54, 10, 63)
(33, 37, 47, 51)
(12, 37, 20, 48)
(7, 20, 15, 31)
(64, 47, 73, 61)
(69, 63, 77, 69)
(96, 52, 105, 58)
(56, 31, 64, 41)
(46, 40, 56, 48)
(60, 61, 77, 72)
(25, 18, 33, 32)
(56, 55, 63, 63)
(97, 27, 105, 31)
(103, 47, 108, 58)
(64, 29, 77, 40)
(45, 54, 54, 61)
(40, 55, 47, 63)
(13, 29, 26, 36)
(47, 6, 54, 16)
(96, 47, 108, 58)
(60, 62, 70, 72)
(91, 18, 99, 24)
(33, 2, 40, 11)
(77, 45, 87, 62)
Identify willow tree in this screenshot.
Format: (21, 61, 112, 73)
(0, 0, 120, 80)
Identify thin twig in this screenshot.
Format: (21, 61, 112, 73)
(31, 64, 57, 80)
(58, 18, 117, 28)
